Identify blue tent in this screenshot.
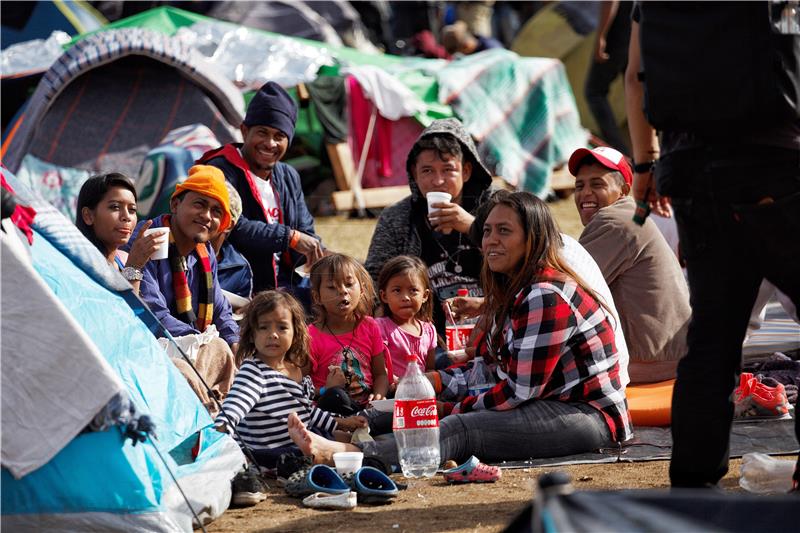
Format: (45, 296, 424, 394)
(1, 169, 244, 531)
(1, 0, 106, 49)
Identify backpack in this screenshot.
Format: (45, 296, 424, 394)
(638, 2, 800, 134)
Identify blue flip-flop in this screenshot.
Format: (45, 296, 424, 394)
(343, 466, 399, 504)
(285, 464, 350, 498)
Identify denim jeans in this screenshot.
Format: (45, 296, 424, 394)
(657, 144, 800, 487)
(360, 400, 612, 466)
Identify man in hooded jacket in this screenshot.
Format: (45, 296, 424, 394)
(365, 118, 493, 338)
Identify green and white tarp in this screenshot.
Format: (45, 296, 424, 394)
(75, 6, 587, 196)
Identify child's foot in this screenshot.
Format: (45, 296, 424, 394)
(288, 412, 358, 465)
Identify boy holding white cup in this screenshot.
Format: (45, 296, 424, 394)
(365, 119, 494, 368)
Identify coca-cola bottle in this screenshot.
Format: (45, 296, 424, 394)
(393, 354, 441, 477)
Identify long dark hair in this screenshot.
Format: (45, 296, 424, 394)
(75, 173, 137, 255)
(309, 253, 376, 325)
(237, 290, 310, 368)
(377, 255, 434, 322)
(476, 190, 609, 350)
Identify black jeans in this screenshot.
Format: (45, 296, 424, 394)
(657, 144, 800, 487)
(584, 43, 629, 154)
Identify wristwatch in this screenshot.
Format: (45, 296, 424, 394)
(633, 160, 657, 173)
(121, 266, 143, 281)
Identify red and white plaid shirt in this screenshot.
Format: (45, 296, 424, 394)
(440, 269, 633, 442)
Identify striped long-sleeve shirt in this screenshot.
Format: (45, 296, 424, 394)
(439, 270, 633, 442)
(215, 359, 337, 450)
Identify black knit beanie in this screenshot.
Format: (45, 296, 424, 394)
(243, 81, 298, 142)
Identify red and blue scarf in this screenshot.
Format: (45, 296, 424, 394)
(163, 215, 214, 332)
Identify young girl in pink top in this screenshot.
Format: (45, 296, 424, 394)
(308, 254, 389, 418)
(376, 256, 437, 381)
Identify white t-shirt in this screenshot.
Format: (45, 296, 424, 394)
(559, 234, 631, 387)
(254, 172, 283, 273)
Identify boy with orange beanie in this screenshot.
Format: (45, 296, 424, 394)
(128, 165, 238, 415)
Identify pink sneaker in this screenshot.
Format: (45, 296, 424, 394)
(442, 456, 501, 484)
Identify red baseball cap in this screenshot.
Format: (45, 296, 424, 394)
(568, 146, 633, 186)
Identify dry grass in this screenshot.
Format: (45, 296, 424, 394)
(315, 194, 582, 263)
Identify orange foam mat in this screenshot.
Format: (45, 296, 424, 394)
(626, 379, 675, 427)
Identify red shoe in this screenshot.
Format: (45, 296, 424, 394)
(735, 373, 791, 421)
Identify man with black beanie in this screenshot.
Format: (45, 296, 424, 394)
(199, 81, 323, 302)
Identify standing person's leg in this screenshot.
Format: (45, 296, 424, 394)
(584, 48, 629, 154)
(667, 145, 800, 487)
(733, 147, 800, 490)
(668, 219, 761, 486)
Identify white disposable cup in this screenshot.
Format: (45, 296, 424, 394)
(333, 451, 364, 476)
(447, 349, 469, 364)
(145, 227, 170, 260)
(426, 191, 452, 214)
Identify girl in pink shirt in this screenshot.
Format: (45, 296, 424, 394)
(308, 254, 389, 416)
(376, 256, 438, 381)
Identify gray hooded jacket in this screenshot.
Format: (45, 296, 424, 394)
(364, 118, 493, 283)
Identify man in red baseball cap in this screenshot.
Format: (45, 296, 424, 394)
(568, 146, 690, 384)
(568, 146, 633, 226)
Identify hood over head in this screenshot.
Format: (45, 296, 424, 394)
(405, 118, 492, 206)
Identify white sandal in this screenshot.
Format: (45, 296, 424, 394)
(302, 491, 357, 510)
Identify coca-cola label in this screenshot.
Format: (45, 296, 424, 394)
(445, 324, 474, 351)
(392, 398, 439, 430)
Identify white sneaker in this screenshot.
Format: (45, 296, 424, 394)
(302, 491, 357, 510)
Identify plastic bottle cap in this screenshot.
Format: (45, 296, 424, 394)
(457, 288, 469, 297)
(405, 354, 418, 362)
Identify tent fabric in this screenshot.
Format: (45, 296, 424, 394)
(0, 0, 106, 49)
(510, 486, 800, 533)
(1, 170, 244, 529)
(437, 48, 588, 195)
(102, 7, 451, 126)
(1, 230, 124, 479)
(15, 153, 91, 223)
(3, 27, 244, 176)
(208, 0, 343, 46)
(135, 123, 222, 219)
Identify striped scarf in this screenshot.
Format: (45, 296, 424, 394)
(163, 216, 214, 332)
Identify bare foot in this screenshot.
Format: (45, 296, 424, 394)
(287, 412, 359, 465)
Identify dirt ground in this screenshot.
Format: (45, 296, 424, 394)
(207, 457, 792, 533)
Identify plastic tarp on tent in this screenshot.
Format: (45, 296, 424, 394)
(95, 7, 584, 196)
(2, 26, 244, 179)
(1, 169, 244, 531)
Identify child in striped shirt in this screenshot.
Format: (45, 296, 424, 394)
(215, 290, 365, 469)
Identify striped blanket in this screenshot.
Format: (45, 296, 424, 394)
(437, 49, 588, 196)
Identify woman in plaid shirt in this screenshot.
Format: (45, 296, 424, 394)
(428, 190, 632, 463)
(285, 191, 632, 467)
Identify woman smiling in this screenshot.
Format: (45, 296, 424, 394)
(75, 173, 167, 294)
